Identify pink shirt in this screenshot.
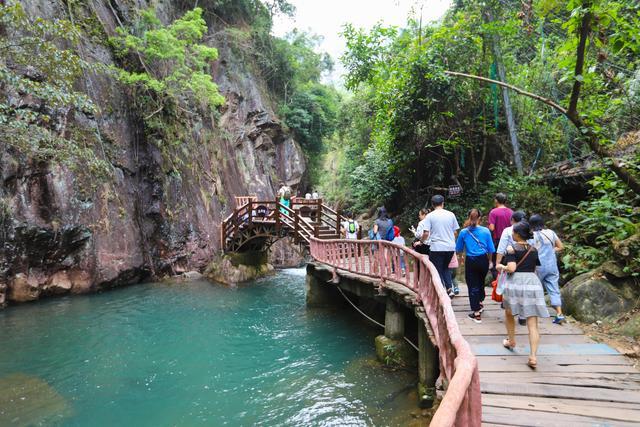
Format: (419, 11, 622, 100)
(488, 207, 513, 241)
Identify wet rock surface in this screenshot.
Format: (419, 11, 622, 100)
(0, 0, 306, 305)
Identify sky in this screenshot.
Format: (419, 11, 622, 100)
(272, 0, 453, 84)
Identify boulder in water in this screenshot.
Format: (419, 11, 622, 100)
(0, 373, 72, 426)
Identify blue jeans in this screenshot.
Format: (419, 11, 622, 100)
(538, 266, 561, 308)
(429, 251, 454, 290)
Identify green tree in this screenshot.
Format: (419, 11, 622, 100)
(110, 7, 225, 117)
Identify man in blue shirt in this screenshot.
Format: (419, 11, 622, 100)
(455, 209, 496, 323)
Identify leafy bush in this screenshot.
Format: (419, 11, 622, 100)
(561, 172, 640, 276)
(478, 164, 560, 215)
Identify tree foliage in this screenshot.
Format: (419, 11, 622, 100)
(0, 2, 108, 176)
(110, 7, 225, 113)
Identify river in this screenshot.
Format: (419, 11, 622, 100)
(0, 268, 427, 426)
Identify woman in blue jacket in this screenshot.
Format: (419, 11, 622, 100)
(456, 209, 496, 323)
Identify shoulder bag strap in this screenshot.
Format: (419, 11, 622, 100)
(516, 246, 534, 269)
(466, 228, 488, 254)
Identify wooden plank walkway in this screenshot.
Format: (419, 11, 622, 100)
(313, 253, 640, 425)
(452, 283, 640, 426)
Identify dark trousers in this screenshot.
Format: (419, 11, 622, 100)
(490, 239, 499, 279)
(429, 251, 454, 290)
(466, 255, 489, 312)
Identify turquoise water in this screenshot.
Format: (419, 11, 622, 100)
(0, 269, 425, 426)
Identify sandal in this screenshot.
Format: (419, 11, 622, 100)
(502, 338, 515, 350)
(527, 357, 537, 369)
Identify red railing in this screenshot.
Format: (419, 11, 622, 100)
(309, 238, 481, 427)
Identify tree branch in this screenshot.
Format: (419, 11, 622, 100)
(444, 70, 640, 195)
(444, 71, 568, 115)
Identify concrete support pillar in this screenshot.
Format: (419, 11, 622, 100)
(384, 297, 404, 340)
(417, 320, 439, 408)
(305, 273, 333, 307)
(375, 297, 414, 367)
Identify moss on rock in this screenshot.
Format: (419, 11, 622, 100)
(204, 252, 274, 286)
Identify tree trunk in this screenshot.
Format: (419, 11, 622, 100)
(486, 10, 523, 173)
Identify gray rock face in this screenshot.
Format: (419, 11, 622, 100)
(562, 272, 635, 323)
(0, 1, 307, 305)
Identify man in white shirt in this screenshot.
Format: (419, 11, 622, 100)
(340, 212, 359, 239)
(422, 195, 459, 298)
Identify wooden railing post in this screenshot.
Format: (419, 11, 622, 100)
(294, 209, 299, 244)
(248, 201, 253, 226)
(233, 210, 238, 238)
(275, 199, 281, 233)
(335, 208, 341, 237)
(316, 198, 322, 228)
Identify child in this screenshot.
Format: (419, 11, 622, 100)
(392, 226, 406, 276)
(449, 253, 460, 295)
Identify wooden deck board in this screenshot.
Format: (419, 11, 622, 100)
(316, 258, 640, 425)
(452, 282, 640, 425)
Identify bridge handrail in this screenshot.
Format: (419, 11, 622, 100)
(309, 238, 481, 427)
(222, 199, 350, 250)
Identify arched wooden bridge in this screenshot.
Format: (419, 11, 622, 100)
(222, 197, 640, 427)
(221, 197, 353, 252)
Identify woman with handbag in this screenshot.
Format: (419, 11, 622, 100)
(496, 221, 550, 369)
(455, 209, 495, 323)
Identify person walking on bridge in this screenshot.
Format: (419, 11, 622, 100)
(529, 214, 565, 324)
(341, 211, 360, 240)
(372, 207, 394, 242)
(410, 208, 430, 255)
(422, 195, 459, 298)
(496, 210, 527, 325)
(488, 193, 513, 278)
(456, 209, 495, 323)
(497, 221, 550, 369)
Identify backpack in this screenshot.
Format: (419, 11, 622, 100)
(347, 220, 357, 234)
(385, 220, 395, 241)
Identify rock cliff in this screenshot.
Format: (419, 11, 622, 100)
(0, 1, 307, 305)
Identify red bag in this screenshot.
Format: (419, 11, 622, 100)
(491, 273, 503, 302)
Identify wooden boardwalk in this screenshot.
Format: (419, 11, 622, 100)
(452, 283, 640, 426)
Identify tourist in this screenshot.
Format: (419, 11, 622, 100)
(496, 210, 527, 325)
(372, 206, 394, 242)
(410, 208, 430, 255)
(278, 184, 292, 215)
(422, 195, 460, 297)
(448, 253, 459, 295)
(392, 226, 407, 276)
(305, 192, 312, 199)
(529, 214, 565, 324)
(455, 209, 496, 323)
(488, 193, 513, 278)
(312, 190, 319, 199)
(341, 211, 360, 240)
(497, 221, 549, 369)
